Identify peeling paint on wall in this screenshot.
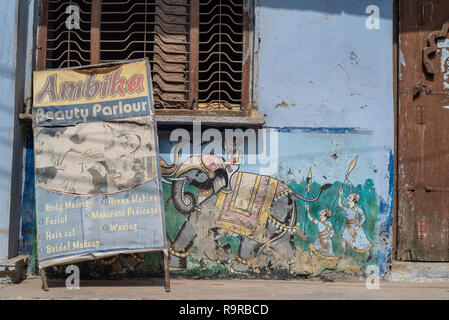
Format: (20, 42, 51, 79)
(274, 101, 296, 108)
(157, 130, 380, 279)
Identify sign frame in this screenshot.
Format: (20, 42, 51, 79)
(32, 59, 170, 292)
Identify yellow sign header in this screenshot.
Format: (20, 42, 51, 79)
(33, 60, 150, 108)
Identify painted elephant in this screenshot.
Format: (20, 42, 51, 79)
(160, 146, 331, 273)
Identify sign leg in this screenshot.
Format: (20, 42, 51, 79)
(39, 267, 49, 291)
(163, 250, 170, 292)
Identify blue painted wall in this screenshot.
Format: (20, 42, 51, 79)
(11, 0, 394, 277)
(0, 0, 32, 260)
(0, 0, 19, 259)
(0, 0, 37, 262)
(152, 0, 394, 278)
(254, 0, 394, 275)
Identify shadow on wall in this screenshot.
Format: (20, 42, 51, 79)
(258, 0, 393, 19)
(262, 0, 447, 34)
(20, 137, 37, 273)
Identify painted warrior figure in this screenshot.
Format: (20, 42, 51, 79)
(305, 204, 337, 260)
(338, 188, 372, 260)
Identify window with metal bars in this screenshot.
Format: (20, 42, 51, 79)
(37, 0, 263, 125)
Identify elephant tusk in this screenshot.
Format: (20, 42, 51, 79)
(161, 177, 172, 184)
(167, 177, 188, 181)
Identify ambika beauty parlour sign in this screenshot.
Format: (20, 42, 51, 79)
(32, 59, 167, 268)
(34, 62, 150, 125)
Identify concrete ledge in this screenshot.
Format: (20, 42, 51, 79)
(388, 261, 449, 282)
(0, 255, 28, 284)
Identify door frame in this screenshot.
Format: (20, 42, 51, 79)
(393, 0, 449, 261)
(393, 0, 399, 261)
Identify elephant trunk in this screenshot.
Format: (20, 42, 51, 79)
(171, 179, 197, 214)
(291, 183, 332, 202)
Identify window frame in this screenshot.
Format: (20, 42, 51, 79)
(36, 0, 264, 126)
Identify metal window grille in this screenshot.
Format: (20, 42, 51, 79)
(38, 0, 252, 114)
(45, 0, 92, 68)
(198, 0, 243, 110)
(100, 0, 189, 109)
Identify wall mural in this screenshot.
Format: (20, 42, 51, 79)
(155, 130, 379, 279)
(36, 130, 379, 279)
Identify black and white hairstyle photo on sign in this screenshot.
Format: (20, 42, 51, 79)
(34, 121, 157, 195)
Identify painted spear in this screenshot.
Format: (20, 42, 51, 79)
(303, 167, 313, 232)
(306, 167, 312, 195)
(331, 156, 358, 208)
(344, 156, 358, 183)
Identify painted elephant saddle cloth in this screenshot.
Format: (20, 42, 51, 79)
(215, 172, 289, 241)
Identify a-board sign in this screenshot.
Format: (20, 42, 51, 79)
(32, 59, 167, 268)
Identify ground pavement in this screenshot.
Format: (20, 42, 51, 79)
(0, 275, 448, 300)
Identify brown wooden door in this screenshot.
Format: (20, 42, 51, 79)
(398, 0, 449, 261)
